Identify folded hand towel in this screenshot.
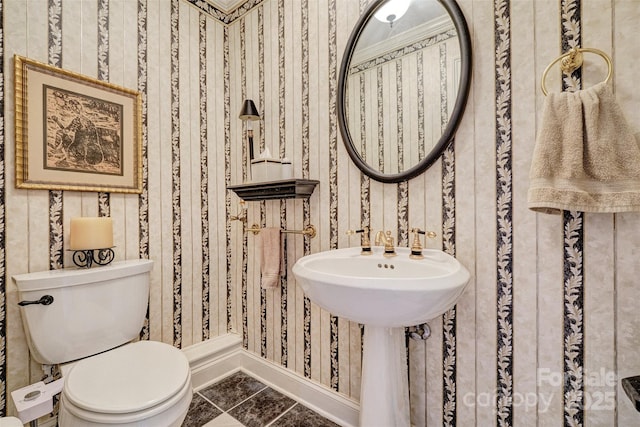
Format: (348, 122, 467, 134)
(528, 81, 640, 214)
(260, 228, 281, 289)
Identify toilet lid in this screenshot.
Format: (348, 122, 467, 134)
(63, 340, 190, 414)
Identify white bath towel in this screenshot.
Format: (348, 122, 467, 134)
(260, 228, 281, 289)
(528, 81, 640, 214)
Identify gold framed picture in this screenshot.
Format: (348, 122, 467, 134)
(14, 55, 142, 193)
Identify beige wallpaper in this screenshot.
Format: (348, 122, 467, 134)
(3, 0, 640, 426)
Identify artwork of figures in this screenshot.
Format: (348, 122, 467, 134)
(45, 86, 124, 175)
(14, 55, 142, 193)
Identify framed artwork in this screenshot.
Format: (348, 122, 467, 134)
(14, 55, 142, 193)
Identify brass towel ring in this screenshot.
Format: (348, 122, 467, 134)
(541, 47, 613, 96)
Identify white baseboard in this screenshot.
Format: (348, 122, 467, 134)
(183, 333, 359, 427)
(183, 332, 245, 388)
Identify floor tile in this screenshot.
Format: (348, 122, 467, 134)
(200, 371, 267, 411)
(270, 404, 341, 427)
(183, 371, 340, 427)
(182, 394, 223, 426)
(228, 388, 296, 427)
(203, 413, 245, 427)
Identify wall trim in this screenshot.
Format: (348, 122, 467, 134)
(184, 334, 359, 427)
(185, 0, 263, 25)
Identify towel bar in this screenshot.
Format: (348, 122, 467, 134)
(246, 223, 317, 239)
(541, 47, 613, 96)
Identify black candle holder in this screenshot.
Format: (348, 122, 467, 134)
(71, 247, 115, 268)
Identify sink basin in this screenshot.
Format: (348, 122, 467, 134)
(293, 245, 470, 426)
(292, 246, 470, 327)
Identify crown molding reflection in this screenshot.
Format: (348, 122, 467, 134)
(204, 0, 247, 13)
(187, 0, 262, 25)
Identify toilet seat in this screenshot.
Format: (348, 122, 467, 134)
(60, 340, 191, 424)
(60, 374, 191, 425)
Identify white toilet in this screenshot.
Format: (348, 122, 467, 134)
(0, 417, 23, 427)
(13, 259, 192, 427)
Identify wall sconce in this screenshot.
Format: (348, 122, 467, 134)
(239, 99, 261, 181)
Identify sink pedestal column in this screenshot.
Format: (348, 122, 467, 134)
(360, 326, 410, 427)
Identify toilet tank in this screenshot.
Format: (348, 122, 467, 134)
(12, 259, 153, 365)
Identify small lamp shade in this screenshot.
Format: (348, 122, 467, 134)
(69, 217, 113, 250)
(239, 99, 260, 121)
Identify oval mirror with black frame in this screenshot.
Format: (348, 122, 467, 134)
(337, 0, 472, 183)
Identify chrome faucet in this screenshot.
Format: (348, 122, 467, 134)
(374, 230, 396, 257)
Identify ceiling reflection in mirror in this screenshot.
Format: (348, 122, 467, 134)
(339, 0, 471, 182)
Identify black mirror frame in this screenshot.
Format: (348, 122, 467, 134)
(337, 0, 472, 183)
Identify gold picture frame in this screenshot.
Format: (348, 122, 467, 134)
(14, 55, 142, 193)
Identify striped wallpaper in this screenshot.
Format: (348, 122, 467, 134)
(2, 1, 640, 426)
(0, 0, 4, 415)
(560, 2, 584, 425)
(494, 0, 513, 424)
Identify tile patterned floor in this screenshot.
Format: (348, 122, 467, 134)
(182, 371, 341, 427)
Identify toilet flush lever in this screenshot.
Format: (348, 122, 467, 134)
(18, 295, 54, 306)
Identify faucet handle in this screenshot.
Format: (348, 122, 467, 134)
(346, 227, 372, 255)
(410, 228, 437, 259)
(384, 231, 394, 245)
(382, 231, 396, 257)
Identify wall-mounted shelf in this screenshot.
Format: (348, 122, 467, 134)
(228, 179, 319, 201)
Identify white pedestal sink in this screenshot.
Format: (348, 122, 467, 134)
(292, 246, 470, 427)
